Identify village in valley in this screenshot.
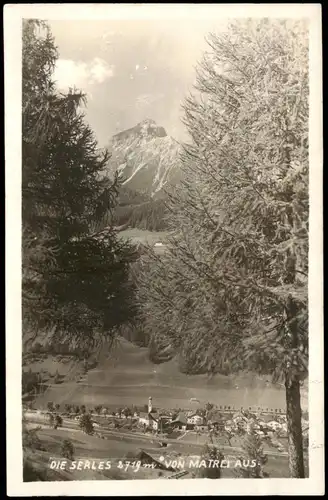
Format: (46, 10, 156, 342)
(23, 394, 309, 478)
(107, 396, 291, 441)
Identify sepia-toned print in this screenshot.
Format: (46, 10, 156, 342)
(5, 4, 323, 496)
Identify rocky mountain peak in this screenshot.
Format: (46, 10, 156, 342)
(107, 119, 181, 197)
(112, 119, 167, 144)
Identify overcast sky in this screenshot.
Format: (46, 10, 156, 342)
(49, 18, 227, 146)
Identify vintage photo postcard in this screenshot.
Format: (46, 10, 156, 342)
(5, 3, 324, 496)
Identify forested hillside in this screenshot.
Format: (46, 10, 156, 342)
(93, 186, 169, 233)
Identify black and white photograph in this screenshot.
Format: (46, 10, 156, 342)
(5, 3, 323, 496)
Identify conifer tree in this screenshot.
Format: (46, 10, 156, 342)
(198, 443, 224, 479)
(61, 439, 75, 461)
(79, 413, 94, 435)
(138, 19, 308, 477)
(22, 20, 137, 349)
(234, 428, 268, 478)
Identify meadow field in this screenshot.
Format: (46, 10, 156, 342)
(33, 338, 308, 411)
(117, 228, 169, 246)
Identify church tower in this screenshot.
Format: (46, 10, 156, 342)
(148, 397, 152, 414)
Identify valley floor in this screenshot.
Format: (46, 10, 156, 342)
(25, 418, 307, 480)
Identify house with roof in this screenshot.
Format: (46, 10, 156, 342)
(138, 411, 161, 430)
(232, 412, 248, 423)
(138, 412, 151, 427)
(187, 414, 204, 426)
(159, 415, 173, 430)
(138, 397, 172, 432)
(149, 411, 160, 431)
(207, 410, 225, 428)
(125, 449, 175, 472)
(171, 412, 187, 430)
(267, 420, 282, 432)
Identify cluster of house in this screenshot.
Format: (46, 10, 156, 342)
(84, 397, 308, 442)
(134, 397, 291, 436)
(137, 397, 206, 433)
(133, 397, 308, 439)
(221, 410, 288, 436)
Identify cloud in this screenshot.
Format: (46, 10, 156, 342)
(89, 58, 115, 83)
(53, 57, 114, 90)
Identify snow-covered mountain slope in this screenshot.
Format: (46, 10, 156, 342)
(106, 119, 181, 198)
